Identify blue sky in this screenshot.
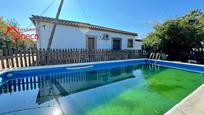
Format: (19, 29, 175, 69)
(1, 0, 204, 38)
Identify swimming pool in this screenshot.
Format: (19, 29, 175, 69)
(0, 59, 204, 115)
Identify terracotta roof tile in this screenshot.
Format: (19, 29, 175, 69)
(30, 15, 137, 36)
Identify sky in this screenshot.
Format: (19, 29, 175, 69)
(0, 0, 204, 38)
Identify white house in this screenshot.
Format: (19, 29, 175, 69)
(30, 15, 142, 50)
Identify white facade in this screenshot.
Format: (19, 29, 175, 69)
(35, 22, 142, 50)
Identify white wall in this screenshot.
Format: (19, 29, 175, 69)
(135, 40, 143, 50)
(36, 22, 142, 50)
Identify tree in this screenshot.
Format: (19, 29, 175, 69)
(143, 32, 161, 52)
(0, 18, 36, 49)
(143, 10, 204, 62)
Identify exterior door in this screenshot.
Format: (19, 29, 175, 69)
(87, 37, 96, 50)
(112, 38, 122, 50)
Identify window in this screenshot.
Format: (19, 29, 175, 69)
(127, 39, 133, 48)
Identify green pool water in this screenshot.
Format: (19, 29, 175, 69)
(86, 65, 204, 115)
(0, 64, 204, 115)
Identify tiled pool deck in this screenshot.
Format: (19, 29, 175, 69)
(165, 84, 204, 115)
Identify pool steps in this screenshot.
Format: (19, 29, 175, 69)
(149, 53, 161, 60)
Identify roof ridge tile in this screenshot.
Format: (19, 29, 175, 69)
(30, 15, 137, 36)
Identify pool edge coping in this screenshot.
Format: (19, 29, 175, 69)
(0, 58, 147, 75)
(164, 83, 204, 115)
(2, 59, 204, 75)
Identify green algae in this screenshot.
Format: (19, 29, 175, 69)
(87, 66, 204, 115)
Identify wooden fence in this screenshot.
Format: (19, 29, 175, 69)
(0, 48, 146, 69)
